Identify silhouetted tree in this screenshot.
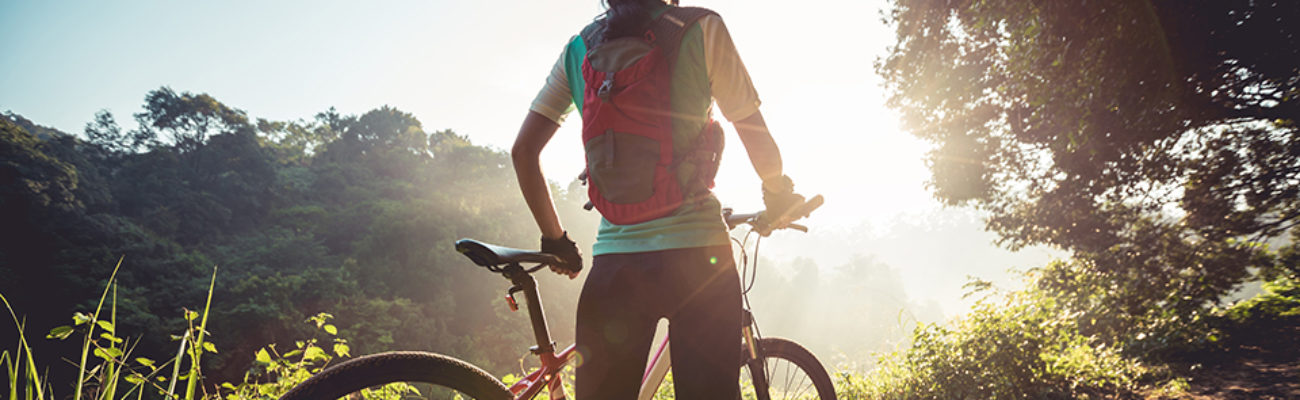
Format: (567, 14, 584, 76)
(880, 0, 1298, 343)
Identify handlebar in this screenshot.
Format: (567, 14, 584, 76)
(724, 194, 824, 235)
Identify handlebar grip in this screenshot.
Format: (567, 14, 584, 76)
(795, 195, 825, 219)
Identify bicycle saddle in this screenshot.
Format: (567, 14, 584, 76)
(455, 239, 561, 267)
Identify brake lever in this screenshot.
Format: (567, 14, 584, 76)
(752, 195, 823, 236)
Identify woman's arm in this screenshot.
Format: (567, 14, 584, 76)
(733, 110, 784, 188)
(511, 110, 566, 240)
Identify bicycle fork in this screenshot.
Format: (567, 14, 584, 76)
(742, 309, 774, 400)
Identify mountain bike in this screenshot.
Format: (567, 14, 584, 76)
(278, 195, 834, 400)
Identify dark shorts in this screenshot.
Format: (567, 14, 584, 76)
(574, 244, 741, 400)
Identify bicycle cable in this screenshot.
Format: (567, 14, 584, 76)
(737, 228, 765, 341)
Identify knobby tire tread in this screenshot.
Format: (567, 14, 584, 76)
(278, 351, 512, 400)
(746, 337, 838, 400)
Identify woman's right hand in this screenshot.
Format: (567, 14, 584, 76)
(541, 232, 582, 279)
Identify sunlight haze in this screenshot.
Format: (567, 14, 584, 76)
(1, 0, 1054, 320)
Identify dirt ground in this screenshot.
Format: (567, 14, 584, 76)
(1174, 324, 1300, 400)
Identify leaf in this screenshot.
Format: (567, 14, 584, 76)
(202, 341, 218, 354)
(333, 343, 350, 358)
(283, 349, 302, 359)
(255, 348, 272, 364)
(100, 332, 124, 344)
(46, 325, 74, 340)
(135, 357, 156, 368)
(323, 324, 337, 336)
(125, 374, 145, 385)
(221, 382, 237, 390)
(96, 320, 114, 333)
(93, 347, 123, 361)
(73, 312, 92, 326)
(184, 309, 199, 321)
(302, 346, 327, 362)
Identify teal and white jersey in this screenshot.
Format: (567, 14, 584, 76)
(529, 6, 762, 256)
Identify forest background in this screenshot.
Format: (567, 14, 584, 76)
(3, 0, 1299, 399)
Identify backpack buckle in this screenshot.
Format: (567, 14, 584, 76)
(597, 75, 615, 102)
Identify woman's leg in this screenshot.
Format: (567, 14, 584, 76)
(574, 253, 661, 399)
(665, 245, 742, 400)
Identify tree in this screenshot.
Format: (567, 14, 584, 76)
(135, 87, 249, 153)
(85, 110, 154, 154)
(879, 0, 1299, 340)
(0, 116, 79, 216)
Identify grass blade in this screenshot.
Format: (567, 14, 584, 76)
(166, 332, 187, 400)
(75, 257, 124, 400)
(183, 266, 218, 400)
(1, 292, 44, 400)
(4, 350, 15, 400)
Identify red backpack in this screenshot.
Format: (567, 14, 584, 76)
(579, 6, 724, 225)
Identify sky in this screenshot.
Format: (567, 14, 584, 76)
(1, 0, 1058, 316)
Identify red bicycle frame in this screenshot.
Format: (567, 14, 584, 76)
(507, 344, 578, 399)
(498, 263, 579, 399)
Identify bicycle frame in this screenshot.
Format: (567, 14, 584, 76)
(499, 195, 825, 399)
(498, 259, 673, 400)
(507, 343, 577, 399)
(497, 263, 579, 399)
(503, 269, 767, 400)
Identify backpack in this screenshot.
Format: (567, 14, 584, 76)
(579, 6, 724, 225)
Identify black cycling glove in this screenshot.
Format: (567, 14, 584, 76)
(761, 175, 805, 226)
(541, 232, 583, 274)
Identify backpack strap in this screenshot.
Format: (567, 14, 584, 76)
(646, 6, 718, 65)
(650, 7, 722, 196)
(578, 19, 605, 51)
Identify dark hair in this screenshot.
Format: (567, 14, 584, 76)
(601, 0, 677, 41)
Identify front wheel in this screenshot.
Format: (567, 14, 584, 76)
(742, 337, 837, 400)
(278, 351, 512, 400)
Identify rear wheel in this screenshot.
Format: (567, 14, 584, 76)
(742, 337, 837, 400)
(278, 351, 512, 400)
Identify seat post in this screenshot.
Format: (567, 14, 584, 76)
(505, 264, 554, 353)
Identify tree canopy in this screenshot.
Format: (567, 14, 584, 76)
(0, 87, 599, 383)
(880, 0, 1299, 344)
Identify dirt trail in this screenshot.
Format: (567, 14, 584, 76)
(1177, 324, 1300, 400)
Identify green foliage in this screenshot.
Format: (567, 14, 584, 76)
(5, 264, 417, 400)
(3, 262, 226, 400)
(1216, 276, 1300, 336)
(878, 2, 1300, 394)
(1, 87, 594, 388)
(217, 313, 415, 400)
(841, 271, 1149, 399)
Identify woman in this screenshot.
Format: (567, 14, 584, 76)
(510, 0, 802, 398)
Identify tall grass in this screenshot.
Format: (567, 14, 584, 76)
(2, 291, 46, 399)
(2, 261, 219, 400)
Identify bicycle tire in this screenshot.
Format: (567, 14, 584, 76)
(278, 351, 512, 400)
(743, 337, 837, 400)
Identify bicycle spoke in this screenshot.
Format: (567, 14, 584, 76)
(752, 354, 817, 400)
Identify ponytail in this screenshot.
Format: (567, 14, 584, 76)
(602, 0, 676, 41)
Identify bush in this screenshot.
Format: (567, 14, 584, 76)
(840, 272, 1148, 399)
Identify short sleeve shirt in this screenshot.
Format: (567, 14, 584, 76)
(529, 8, 762, 256)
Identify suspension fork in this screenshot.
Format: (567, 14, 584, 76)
(742, 309, 760, 359)
(742, 309, 773, 400)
